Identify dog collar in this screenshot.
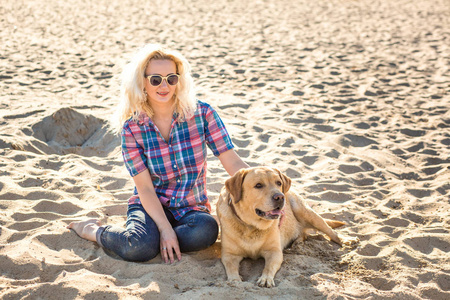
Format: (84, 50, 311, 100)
(228, 197, 245, 224)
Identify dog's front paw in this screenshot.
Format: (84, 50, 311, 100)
(340, 235, 359, 247)
(257, 275, 276, 288)
(226, 275, 242, 286)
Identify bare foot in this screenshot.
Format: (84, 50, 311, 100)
(67, 219, 101, 242)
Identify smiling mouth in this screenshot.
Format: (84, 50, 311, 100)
(157, 92, 170, 96)
(255, 207, 283, 220)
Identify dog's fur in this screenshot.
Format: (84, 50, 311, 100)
(217, 167, 359, 287)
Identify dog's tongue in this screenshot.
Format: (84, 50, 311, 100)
(266, 209, 282, 218)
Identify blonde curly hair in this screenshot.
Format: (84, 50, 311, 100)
(112, 44, 196, 133)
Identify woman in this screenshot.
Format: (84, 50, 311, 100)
(68, 44, 248, 263)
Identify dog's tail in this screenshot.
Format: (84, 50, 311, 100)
(325, 219, 346, 228)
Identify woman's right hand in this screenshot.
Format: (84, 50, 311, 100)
(159, 226, 181, 264)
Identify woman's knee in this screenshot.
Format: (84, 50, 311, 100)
(201, 215, 219, 241)
(119, 233, 159, 262)
(177, 213, 219, 252)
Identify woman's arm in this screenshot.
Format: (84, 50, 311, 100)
(132, 169, 181, 263)
(218, 149, 249, 176)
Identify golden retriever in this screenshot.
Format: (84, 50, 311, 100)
(217, 167, 359, 287)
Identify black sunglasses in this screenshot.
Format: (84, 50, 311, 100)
(145, 74, 180, 86)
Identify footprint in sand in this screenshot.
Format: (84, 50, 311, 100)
(339, 134, 378, 148)
(12, 212, 67, 222)
(1, 283, 79, 300)
(10, 200, 83, 223)
(357, 243, 381, 256)
(32, 200, 82, 215)
(366, 277, 397, 291)
(7, 220, 48, 232)
(0, 254, 42, 280)
(403, 235, 450, 255)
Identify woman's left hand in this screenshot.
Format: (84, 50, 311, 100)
(160, 226, 182, 264)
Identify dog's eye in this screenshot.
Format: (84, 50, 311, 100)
(255, 183, 263, 189)
(276, 181, 282, 186)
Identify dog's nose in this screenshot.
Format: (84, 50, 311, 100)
(272, 193, 285, 204)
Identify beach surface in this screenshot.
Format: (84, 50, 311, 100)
(1, 0, 449, 299)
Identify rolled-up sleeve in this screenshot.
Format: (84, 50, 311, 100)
(121, 125, 148, 177)
(204, 104, 234, 157)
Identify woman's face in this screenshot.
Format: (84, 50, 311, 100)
(144, 59, 177, 107)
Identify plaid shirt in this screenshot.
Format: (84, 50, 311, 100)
(121, 101, 234, 220)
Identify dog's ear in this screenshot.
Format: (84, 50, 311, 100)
(274, 168, 291, 194)
(225, 168, 249, 203)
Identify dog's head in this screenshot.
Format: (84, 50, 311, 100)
(225, 167, 291, 229)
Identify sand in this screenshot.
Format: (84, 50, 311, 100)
(0, 0, 449, 299)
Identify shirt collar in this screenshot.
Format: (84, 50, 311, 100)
(136, 111, 179, 126)
(135, 111, 150, 126)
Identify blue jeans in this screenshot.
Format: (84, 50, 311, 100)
(96, 204, 219, 262)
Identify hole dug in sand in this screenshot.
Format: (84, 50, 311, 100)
(31, 107, 119, 157)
